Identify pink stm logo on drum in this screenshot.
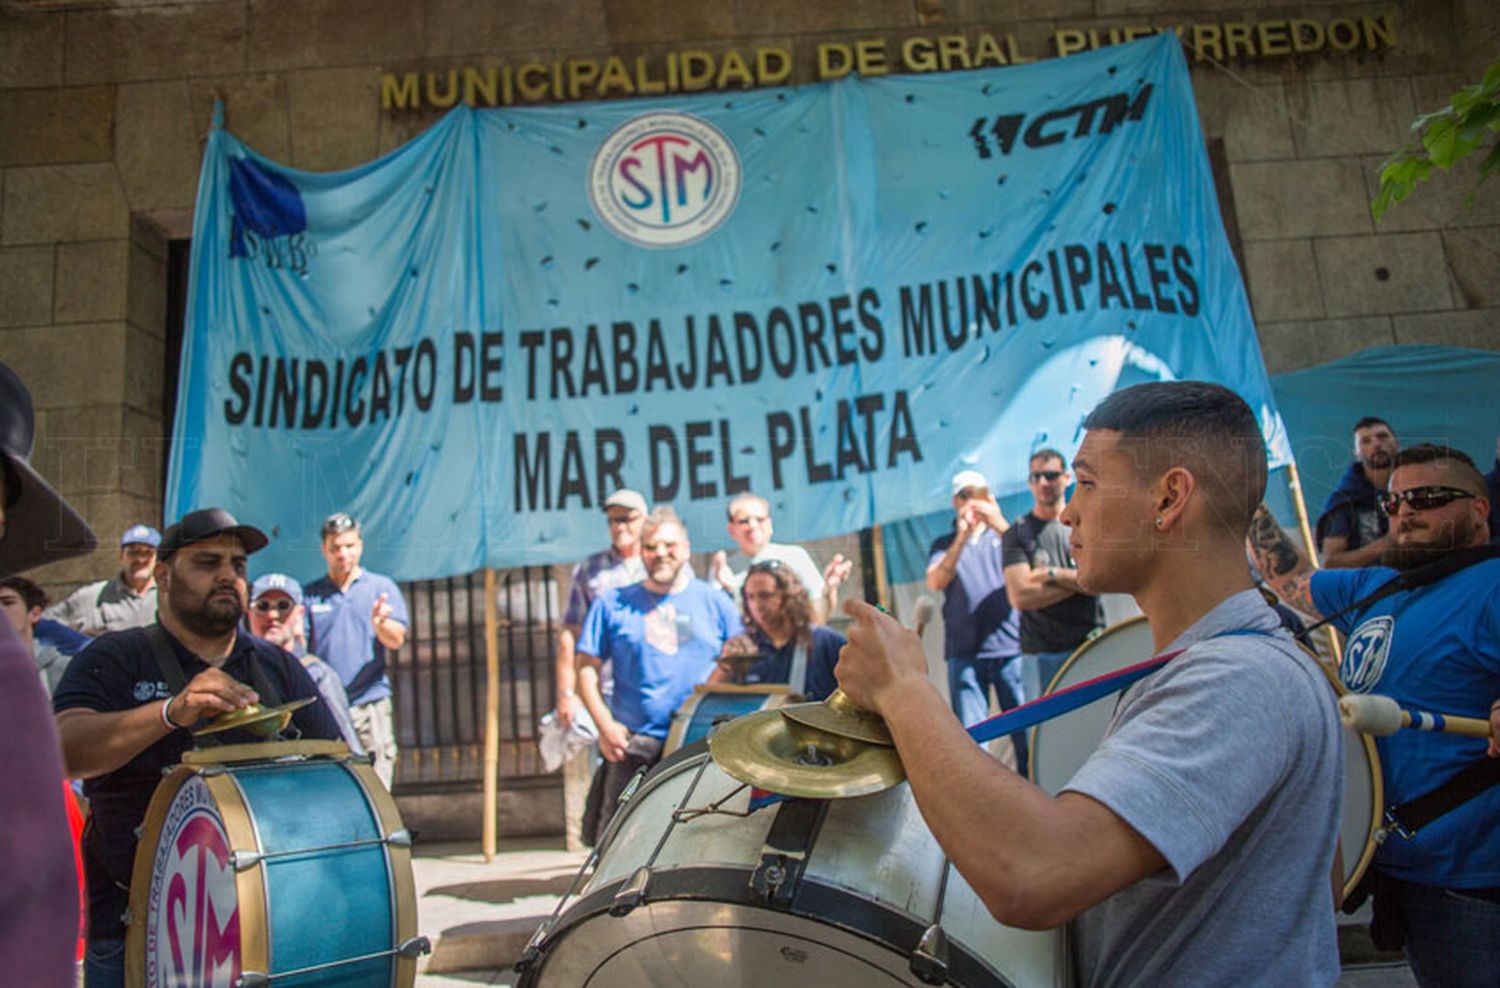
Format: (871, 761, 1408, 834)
(589, 112, 741, 248)
(162, 813, 241, 988)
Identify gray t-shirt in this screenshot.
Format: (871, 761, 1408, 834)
(1066, 589, 1341, 987)
(45, 575, 156, 636)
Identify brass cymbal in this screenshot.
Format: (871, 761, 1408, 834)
(192, 696, 316, 737)
(778, 688, 894, 747)
(708, 707, 906, 799)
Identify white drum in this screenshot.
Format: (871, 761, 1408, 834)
(1027, 617, 1382, 902)
(518, 743, 1067, 987)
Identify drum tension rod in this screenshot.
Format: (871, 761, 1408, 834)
(236, 937, 430, 986)
(229, 830, 412, 871)
(909, 859, 953, 984)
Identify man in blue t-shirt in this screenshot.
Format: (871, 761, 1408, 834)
(575, 507, 741, 844)
(304, 512, 409, 789)
(927, 469, 1027, 772)
(1252, 443, 1500, 986)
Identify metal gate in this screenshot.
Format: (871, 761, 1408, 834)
(389, 566, 560, 790)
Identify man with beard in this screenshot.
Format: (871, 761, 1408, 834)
(53, 508, 340, 987)
(1316, 416, 1400, 569)
(47, 523, 161, 635)
(1250, 444, 1500, 986)
(575, 507, 741, 845)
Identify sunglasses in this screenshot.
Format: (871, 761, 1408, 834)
(1030, 470, 1064, 482)
(747, 559, 785, 575)
(252, 598, 295, 614)
(321, 512, 357, 536)
(1378, 486, 1475, 516)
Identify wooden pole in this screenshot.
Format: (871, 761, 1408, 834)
(1285, 461, 1342, 660)
(869, 522, 892, 612)
(481, 567, 500, 862)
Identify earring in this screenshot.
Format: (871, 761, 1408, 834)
(1155, 517, 1164, 528)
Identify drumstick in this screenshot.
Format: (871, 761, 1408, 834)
(913, 596, 935, 638)
(1338, 693, 1493, 739)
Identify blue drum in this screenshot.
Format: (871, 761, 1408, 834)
(125, 740, 426, 988)
(663, 684, 796, 755)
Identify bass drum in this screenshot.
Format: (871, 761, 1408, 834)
(663, 684, 799, 756)
(518, 742, 1067, 987)
(1027, 617, 1381, 903)
(125, 740, 425, 988)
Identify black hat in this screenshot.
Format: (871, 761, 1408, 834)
(159, 507, 269, 559)
(0, 363, 98, 576)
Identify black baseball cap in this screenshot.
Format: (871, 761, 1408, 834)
(0, 362, 98, 576)
(158, 507, 269, 559)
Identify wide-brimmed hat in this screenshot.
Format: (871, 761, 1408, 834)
(0, 363, 98, 576)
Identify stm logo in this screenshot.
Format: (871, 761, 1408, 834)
(1341, 615, 1394, 694)
(969, 84, 1153, 159)
(589, 112, 741, 248)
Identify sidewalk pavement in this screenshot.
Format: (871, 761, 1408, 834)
(409, 839, 1415, 988)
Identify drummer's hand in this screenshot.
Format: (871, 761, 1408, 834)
(598, 717, 630, 763)
(167, 668, 259, 728)
(836, 599, 928, 715)
(1488, 698, 1499, 758)
(721, 634, 757, 657)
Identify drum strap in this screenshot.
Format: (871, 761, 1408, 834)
(1381, 756, 1500, 841)
(965, 628, 1277, 745)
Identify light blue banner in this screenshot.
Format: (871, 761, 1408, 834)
(169, 35, 1288, 581)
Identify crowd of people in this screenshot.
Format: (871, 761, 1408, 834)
(5, 347, 1499, 988)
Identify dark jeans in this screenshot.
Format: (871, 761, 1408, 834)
(948, 655, 1028, 777)
(581, 733, 664, 847)
(1381, 874, 1500, 988)
(83, 937, 125, 988)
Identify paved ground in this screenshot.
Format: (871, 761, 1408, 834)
(409, 839, 1416, 987)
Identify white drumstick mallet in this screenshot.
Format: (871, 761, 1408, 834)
(1338, 693, 1493, 739)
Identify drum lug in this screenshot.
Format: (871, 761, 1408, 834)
(609, 865, 652, 917)
(909, 923, 951, 985)
(200, 765, 227, 777)
(236, 973, 270, 988)
(397, 935, 432, 958)
(231, 850, 262, 871)
(386, 828, 414, 847)
(515, 918, 553, 972)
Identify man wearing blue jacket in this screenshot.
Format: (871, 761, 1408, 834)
(1316, 416, 1399, 569)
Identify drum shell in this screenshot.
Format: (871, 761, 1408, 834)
(523, 745, 1068, 987)
(125, 740, 419, 988)
(1027, 616, 1381, 903)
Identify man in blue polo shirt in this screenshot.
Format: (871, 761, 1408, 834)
(304, 512, 409, 788)
(574, 507, 741, 844)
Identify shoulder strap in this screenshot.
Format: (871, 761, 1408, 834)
(1383, 757, 1500, 841)
(1299, 545, 1500, 645)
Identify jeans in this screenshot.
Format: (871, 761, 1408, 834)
(1022, 649, 1076, 703)
(83, 937, 125, 988)
(948, 655, 1027, 776)
(1382, 875, 1500, 988)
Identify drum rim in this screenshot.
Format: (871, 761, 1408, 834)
(519, 864, 1017, 988)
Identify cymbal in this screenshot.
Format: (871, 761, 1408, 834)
(778, 689, 894, 746)
(192, 697, 316, 738)
(708, 707, 906, 799)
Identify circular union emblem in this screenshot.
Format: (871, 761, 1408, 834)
(146, 778, 242, 988)
(588, 112, 742, 248)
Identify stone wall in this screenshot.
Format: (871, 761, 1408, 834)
(1, 0, 1496, 590)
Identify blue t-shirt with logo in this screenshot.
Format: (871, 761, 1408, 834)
(1312, 559, 1500, 887)
(304, 569, 409, 707)
(578, 579, 742, 738)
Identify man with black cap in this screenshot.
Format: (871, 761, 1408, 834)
(46, 521, 162, 635)
(1, 361, 99, 988)
(53, 506, 340, 987)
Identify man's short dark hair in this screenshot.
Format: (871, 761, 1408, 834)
(1081, 381, 1268, 536)
(1352, 416, 1392, 434)
(1394, 444, 1485, 495)
(0, 574, 47, 611)
(1029, 447, 1067, 470)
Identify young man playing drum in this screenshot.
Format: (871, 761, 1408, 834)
(53, 508, 341, 988)
(838, 381, 1343, 985)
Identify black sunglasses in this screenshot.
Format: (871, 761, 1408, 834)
(252, 598, 294, 614)
(1379, 485, 1475, 516)
(1030, 470, 1064, 482)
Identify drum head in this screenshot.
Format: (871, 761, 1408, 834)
(1028, 618, 1380, 903)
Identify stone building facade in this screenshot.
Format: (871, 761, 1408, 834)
(1, 0, 1496, 592)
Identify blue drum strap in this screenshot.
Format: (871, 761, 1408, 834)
(965, 627, 1274, 745)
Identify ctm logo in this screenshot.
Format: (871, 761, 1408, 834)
(969, 84, 1153, 159)
(589, 112, 741, 248)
